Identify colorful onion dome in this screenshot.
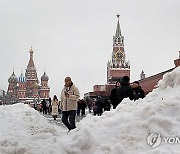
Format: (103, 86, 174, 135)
(8, 71, 18, 83)
(18, 73, 26, 83)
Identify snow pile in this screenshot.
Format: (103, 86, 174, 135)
(0, 104, 66, 154)
(0, 67, 180, 154)
(61, 67, 180, 154)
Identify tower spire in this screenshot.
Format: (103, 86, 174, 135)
(115, 14, 122, 37)
(27, 46, 35, 69)
(107, 15, 130, 84)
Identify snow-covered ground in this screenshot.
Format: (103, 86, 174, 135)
(1, 67, 180, 154)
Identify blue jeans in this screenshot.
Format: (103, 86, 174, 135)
(62, 110, 76, 130)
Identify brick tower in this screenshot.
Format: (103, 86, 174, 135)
(174, 51, 180, 67)
(39, 72, 50, 98)
(17, 72, 26, 99)
(107, 15, 130, 84)
(7, 71, 18, 98)
(25, 47, 39, 98)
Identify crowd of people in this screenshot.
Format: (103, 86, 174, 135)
(32, 76, 145, 132)
(110, 76, 145, 109)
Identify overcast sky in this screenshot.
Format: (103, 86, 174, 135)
(0, 0, 180, 98)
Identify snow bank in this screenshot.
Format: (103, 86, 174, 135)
(0, 104, 66, 154)
(60, 67, 180, 154)
(0, 67, 180, 154)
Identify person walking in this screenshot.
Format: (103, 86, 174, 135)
(46, 100, 50, 114)
(60, 77, 80, 131)
(116, 76, 134, 108)
(92, 99, 97, 116)
(132, 81, 145, 100)
(41, 99, 47, 114)
(96, 96, 103, 116)
(110, 81, 120, 109)
(104, 98, 111, 111)
(81, 99, 86, 116)
(77, 99, 82, 116)
(86, 98, 93, 113)
(51, 95, 59, 120)
(49, 97, 52, 113)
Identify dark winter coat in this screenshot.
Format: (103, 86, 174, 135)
(42, 99, 47, 109)
(133, 86, 145, 100)
(104, 99, 110, 111)
(110, 88, 118, 108)
(116, 80, 134, 105)
(95, 97, 103, 114)
(81, 99, 87, 109)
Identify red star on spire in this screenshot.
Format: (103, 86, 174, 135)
(117, 14, 120, 19)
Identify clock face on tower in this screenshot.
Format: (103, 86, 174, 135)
(115, 50, 124, 60)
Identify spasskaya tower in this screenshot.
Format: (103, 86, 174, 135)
(107, 15, 130, 84)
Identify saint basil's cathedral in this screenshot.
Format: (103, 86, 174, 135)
(7, 47, 50, 103)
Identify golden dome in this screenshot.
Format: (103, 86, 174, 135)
(31, 82, 39, 89)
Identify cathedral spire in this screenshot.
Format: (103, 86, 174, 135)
(115, 14, 122, 37)
(27, 46, 35, 69)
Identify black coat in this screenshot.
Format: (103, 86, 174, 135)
(117, 80, 134, 104)
(42, 100, 47, 109)
(95, 97, 103, 113)
(104, 99, 110, 111)
(110, 88, 118, 106)
(133, 86, 145, 100)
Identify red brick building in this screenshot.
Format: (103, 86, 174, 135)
(7, 47, 50, 104)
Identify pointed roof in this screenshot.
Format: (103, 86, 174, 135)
(115, 14, 122, 37)
(27, 47, 35, 69)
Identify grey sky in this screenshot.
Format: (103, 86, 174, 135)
(0, 0, 180, 98)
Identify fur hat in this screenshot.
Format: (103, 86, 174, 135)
(123, 76, 130, 82)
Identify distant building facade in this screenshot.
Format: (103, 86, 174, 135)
(7, 47, 50, 103)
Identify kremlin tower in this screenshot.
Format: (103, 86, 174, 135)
(93, 15, 130, 93)
(107, 14, 130, 84)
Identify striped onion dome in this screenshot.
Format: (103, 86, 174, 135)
(18, 73, 26, 83)
(8, 71, 18, 83)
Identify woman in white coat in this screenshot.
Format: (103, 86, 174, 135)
(51, 95, 59, 120)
